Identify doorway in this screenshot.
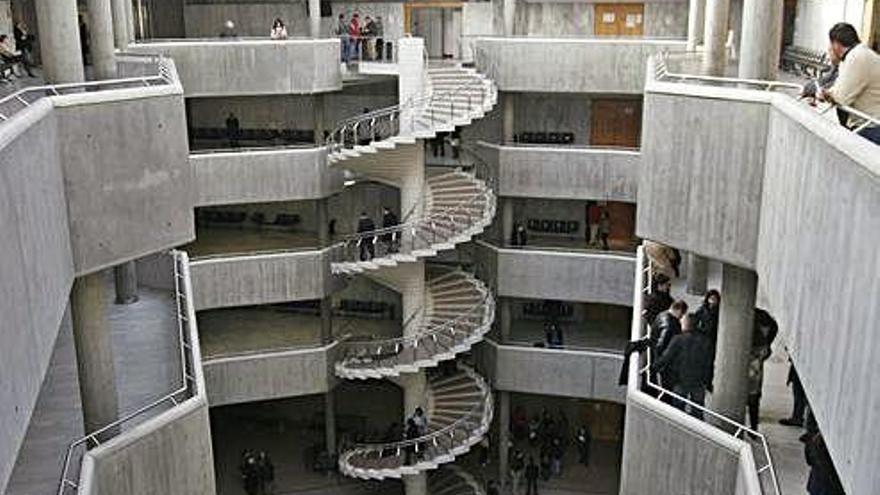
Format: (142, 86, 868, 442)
(590, 98, 642, 148)
(405, 2, 463, 59)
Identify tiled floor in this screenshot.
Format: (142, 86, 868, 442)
(186, 227, 321, 258)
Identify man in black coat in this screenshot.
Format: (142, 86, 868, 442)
(653, 313, 714, 419)
(381, 207, 399, 253)
(651, 300, 688, 359)
(356, 212, 376, 260)
(642, 274, 674, 326)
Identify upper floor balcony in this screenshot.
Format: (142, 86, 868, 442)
(127, 38, 343, 97)
(474, 37, 687, 94)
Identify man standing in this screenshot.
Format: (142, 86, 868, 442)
(13, 21, 35, 77)
(381, 206, 399, 253)
(225, 112, 241, 148)
(374, 16, 385, 61)
(525, 457, 540, 495)
(336, 14, 349, 62)
(651, 300, 688, 359)
(653, 314, 714, 419)
(356, 211, 376, 260)
(820, 23, 880, 144)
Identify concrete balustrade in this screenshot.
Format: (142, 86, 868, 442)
(474, 37, 687, 93)
(477, 141, 639, 202)
(191, 146, 343, 206)
(127, 39, 343, 96)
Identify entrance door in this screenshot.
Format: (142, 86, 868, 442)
(405, 2, 464, 58)
(590, 99, 642, 148)
(594, 3, 644, 36)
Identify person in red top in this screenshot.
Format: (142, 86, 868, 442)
(586, 201, 602, 246)
(348, 13, 361, 60)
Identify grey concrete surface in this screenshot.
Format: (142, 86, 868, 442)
(637, 87, 771, 269)
(479, 142, 639, 202)
(192, 146, 343, 206)
(0, 102, 74, 494)
(203, 343, 334, 407)
(55, 91, 194, 275)
(475, 37, 687, 93)
(475, 340, 625, 403)
(755, 98, 880, 495)
(127, 39, 343, 96)
(189, 249, 332, 310)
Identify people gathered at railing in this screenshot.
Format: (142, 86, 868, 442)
(239, 449, 275, 495)
(336, 13, 386, 63)
(0, 23, 36, 82)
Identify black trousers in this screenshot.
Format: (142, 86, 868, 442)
(747, 393, 761, 430)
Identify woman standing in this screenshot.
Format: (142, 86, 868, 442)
(270, 18, 288, 40)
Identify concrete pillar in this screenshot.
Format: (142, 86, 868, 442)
(702, 0, 731, 76)
(503, 0, 516, 36)
(70, 273, 119, 437)
(687, 0, 706, 51)
(110, 0, 129, 49)
(501, 197, 514, 245)
(400, 259, 427, 495)
(113, 261, 138, 304)
(398, 37, 426, 136)
(709, 263, 756, 425)
(400, 145, 426, 249)
(309, 0, 321, 38)
(324, 392, 337, 453)
(35, 0, 85, 83)
(127, 0, 136, 41)
(686, 253, 709, 295)
(738, 0, 783, 80)
(502, 93, 515, 143)
(314, 94, 325, 145)
(404, 474, 428, 495)
(87, 0, 118, 79)
(499, 298, 511, 343)
(317, 198, 330, 247)
(320, 297, 333, 344)
(497, 390, 510, 484)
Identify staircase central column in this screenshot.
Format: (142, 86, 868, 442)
(398, 37, 426, 136)
(400, 260, 427, 495)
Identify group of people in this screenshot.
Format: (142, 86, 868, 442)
(0, 21, 36, 81)
(506, 407, 593, 494)
(585, 201, 612, 250)
(355, 207, 399, 260)
(239, 450, 275, 495)
(335, 13, 385, 63)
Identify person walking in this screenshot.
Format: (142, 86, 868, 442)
(525, 456, 540, 495)
(381, 206, 399, 253)
(779, 361, 807, 427)
(12, 22, 35, 77)
(270, 18, 288, 40)
(653, 314, 714, 419)
(374, 16, 385, 60)
(597, 208, 611, 250)
(356, 211, 376, 260)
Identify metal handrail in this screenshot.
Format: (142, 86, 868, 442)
(0, 56, 174, 124)
(340, 364, 492, 457)
(632, 245, 781, 495)
(56, 251, 199, 495)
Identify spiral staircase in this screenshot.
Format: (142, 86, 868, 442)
(326, 57, 498, 488)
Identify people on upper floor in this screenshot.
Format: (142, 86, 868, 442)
(335, 14, 349, 62)
(373, 16, 385, 61)
(642, 273, 674, 326)
(598, 209, 611, 250)
(651, 299, 688, 359)
(270, 18, 288, 40)
(348, 13, 361, 60)
(362, 16, 375, 60)
(356, 211, 376, 260)
(694, 289, 721, 346)
(653, 313, 714, 419)
(0, 34, 31, 78)
(819, 22, 880, 144)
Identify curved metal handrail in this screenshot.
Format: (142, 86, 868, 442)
(339, 364, 493, 464)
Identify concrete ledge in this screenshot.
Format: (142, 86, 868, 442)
(475, 37, 687, 93)
(191, 146, 343, 206)
(128, 39, 343, 96)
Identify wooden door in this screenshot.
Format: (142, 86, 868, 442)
(590, 99, 642, 148)
(594, 3, 643, 36)
(606, 202, 637, 249)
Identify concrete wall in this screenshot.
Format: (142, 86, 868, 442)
(479, 340, 625, 403)
(202, 344, 334, 406)
(637, 83, 772, 269)
(55, 91, 194, 275)
(481, 142, 639, 202)
(192, 147, 343, 206)
(475, 37, 687, 93)
(0, 102, 74, 494)
(484, 243, 636, 306)
(128, 39, 342, 96)
(792, 0, 866, 52)
(189, 249, 332, 310)
(511, 0, 688, 37)
(755, 98, 880, 495)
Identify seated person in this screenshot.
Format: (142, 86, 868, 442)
(0, 34, 27, 77)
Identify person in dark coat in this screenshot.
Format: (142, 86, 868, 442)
(225, 112, 240, 148)
(653, 313, 714, 419)
(240, 450, 260, 495)
(525, 457, 540, 495)
(642, 274, 673, 327)
(257, 451, 275, 494)
(356, 212, 376, 260)
(381, 206, 399, 253)
(404, 418, 419, 465)
(511, 223, 528, 247)
(13, 22, 35, 77)
(804, 433, 845, 495)
(747, 309, 778, 430)
(575, 425, 591, 466)
(694, 289, 721, 345)
(651, 300, 688, 359)
(780, 361, 807, 427)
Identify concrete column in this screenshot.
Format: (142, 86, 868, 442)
(324, 392, 337, 453)
(70, 272, 119, 437)
(497, 390, 510, 484)
(503, 0, 516, 36)
(317, 198, 330, 247)
(113, 261, 138, 304)
(686, 253, 709, 295)
(110, 0, 129, 49)
(738, 0, 783, 80)
(501, 197, 514, 246)
(35, 0, 85, 83)
(320, 297, 333, 344)
(127, 0, 136, 41)
(499, 298, 512, 343)
(709, 263, 756, 425)
(702, 0, 731, 76)
(400, 145, 426, 249)
(402, 369, 427, 495)
(398, 37, 426, 136)
(502, 93, 515, 144)
(314, 94, 325, 145)
(309, 0, 321, 38)
(87, 0, 118, 79)
(687, 0, 706, 51)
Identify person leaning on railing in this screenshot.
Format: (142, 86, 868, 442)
(818, 22, 880, 144)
